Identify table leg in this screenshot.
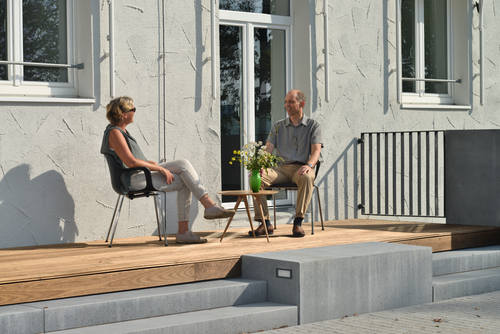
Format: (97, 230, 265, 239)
(220, 196, 243, 242)
(242, 196, 256, 237)
(253, 195, 270, 242)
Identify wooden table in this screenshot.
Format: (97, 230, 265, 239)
(217, 190, 279, 242)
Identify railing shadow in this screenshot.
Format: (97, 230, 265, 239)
(315, 138, 359, 221)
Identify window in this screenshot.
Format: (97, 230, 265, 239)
(219, 0, 290, 16)
(399, 0, 469, 108)
(0, 0, 91, 100)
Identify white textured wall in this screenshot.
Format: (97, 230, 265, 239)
(1, 0, 500, 248)
(308, 0, 500, 223)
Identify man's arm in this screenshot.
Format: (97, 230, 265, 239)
(308, 143, 322, 167)
(298, 143, 322, 177)
(266, 142, 275, 154)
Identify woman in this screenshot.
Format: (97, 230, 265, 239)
(101, 96, 235, 244)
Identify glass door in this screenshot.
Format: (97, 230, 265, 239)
(219, 20, 290, 204)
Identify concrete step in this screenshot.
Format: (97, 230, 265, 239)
(48, 302, 297, 334)
(432, 245, 500, 276)
(0, 278, 268, 334)
(432, 266, 500, 301)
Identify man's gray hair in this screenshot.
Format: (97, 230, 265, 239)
(296, 90, 306, 103)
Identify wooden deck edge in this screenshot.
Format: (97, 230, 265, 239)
(391, 229, 500, 252)
(0, 258, 241, 307)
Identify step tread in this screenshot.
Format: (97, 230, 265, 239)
(21, 278, 268, 332)
(50, 302, 297, 334)
(433, 245, 500, 276)
(432, 267, 500, 302)
(433, 266, 500, 284)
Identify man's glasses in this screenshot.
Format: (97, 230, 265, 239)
(120, 106, 136, 113)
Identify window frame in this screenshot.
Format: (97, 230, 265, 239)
(0, 0, 83, 99)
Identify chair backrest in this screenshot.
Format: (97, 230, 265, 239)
(103, 153, 128, 195)
(314, 160, 321, 179)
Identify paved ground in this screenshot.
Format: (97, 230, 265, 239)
(262, 291, 500, 333)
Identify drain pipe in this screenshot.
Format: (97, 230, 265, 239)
(323, 0, 329, 102)
(211, 0, 217, 100)
(479, 0, 484, 106)
(108, 0, 115, 98)
(162, 0, 167, 160)
(396, 0, 402, 104)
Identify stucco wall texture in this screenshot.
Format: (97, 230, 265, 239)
(1, 1, 499, 248)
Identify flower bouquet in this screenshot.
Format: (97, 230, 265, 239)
(230, 141, 283, 192)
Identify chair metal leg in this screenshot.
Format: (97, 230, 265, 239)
(154, 193, 167, 246)
(310, 197, 314, 235)
(162, 192, 167, 246)
(273, 192, 277, 229)
(106, 195, 123, 242)
(315, 185, 324, 230)
(108, 195, 125, 247)
(153, 195, 162, 242)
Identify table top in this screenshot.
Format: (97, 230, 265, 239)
(217, 189, 278, 196)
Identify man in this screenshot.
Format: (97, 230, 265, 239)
(251, 89, 322, 237)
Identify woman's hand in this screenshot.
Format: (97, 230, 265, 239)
(159, 168, 174, 184)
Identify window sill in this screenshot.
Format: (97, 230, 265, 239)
(401, 103, 471, 111)
(0, 96, 96, 104)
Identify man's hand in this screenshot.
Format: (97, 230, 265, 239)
(298, 164, 313, 177)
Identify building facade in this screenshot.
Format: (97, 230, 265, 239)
(0, 0, 497, 248)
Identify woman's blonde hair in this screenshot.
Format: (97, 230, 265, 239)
(106, 96, 134, 125)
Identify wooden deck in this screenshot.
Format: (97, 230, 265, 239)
(1, 219, 499, 307)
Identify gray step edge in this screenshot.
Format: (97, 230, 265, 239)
(433, 245, 500, 276)
(49, 302, 298, 334)
(432, 266, 500, 302)
(2, 278, 267, 333)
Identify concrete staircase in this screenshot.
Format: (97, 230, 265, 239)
(0, 278, 296, 334)
(3, 243, 500, 333)
(432, 245, 500, 301)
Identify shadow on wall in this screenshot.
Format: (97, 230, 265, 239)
(0, 164, 78, 249)
(316, 138, 359, 221)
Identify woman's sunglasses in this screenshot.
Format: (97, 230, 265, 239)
(120, 106, 136, 113)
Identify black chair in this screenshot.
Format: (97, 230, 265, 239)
(103, 153, 166, 247)
(266, 161, 324, 234)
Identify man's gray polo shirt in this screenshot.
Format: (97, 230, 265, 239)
(266, 114, 322, 165)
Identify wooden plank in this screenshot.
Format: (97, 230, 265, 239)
(0, 259, 241, 306)
(394, 229, 500, 252)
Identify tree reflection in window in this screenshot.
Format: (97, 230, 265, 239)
(219, 0, 289, 16)
(23, 0, 68, 82)
(0, 1, 7, 80)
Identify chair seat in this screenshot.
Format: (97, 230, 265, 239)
(266, 183, 297, 189)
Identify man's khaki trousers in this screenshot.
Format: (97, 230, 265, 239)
(252, 164, 315, 221)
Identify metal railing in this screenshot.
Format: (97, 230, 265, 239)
(0, 60, 84, 69)
(358, 131, 445, 218)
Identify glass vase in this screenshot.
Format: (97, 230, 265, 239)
(250, 169, 261, 193)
